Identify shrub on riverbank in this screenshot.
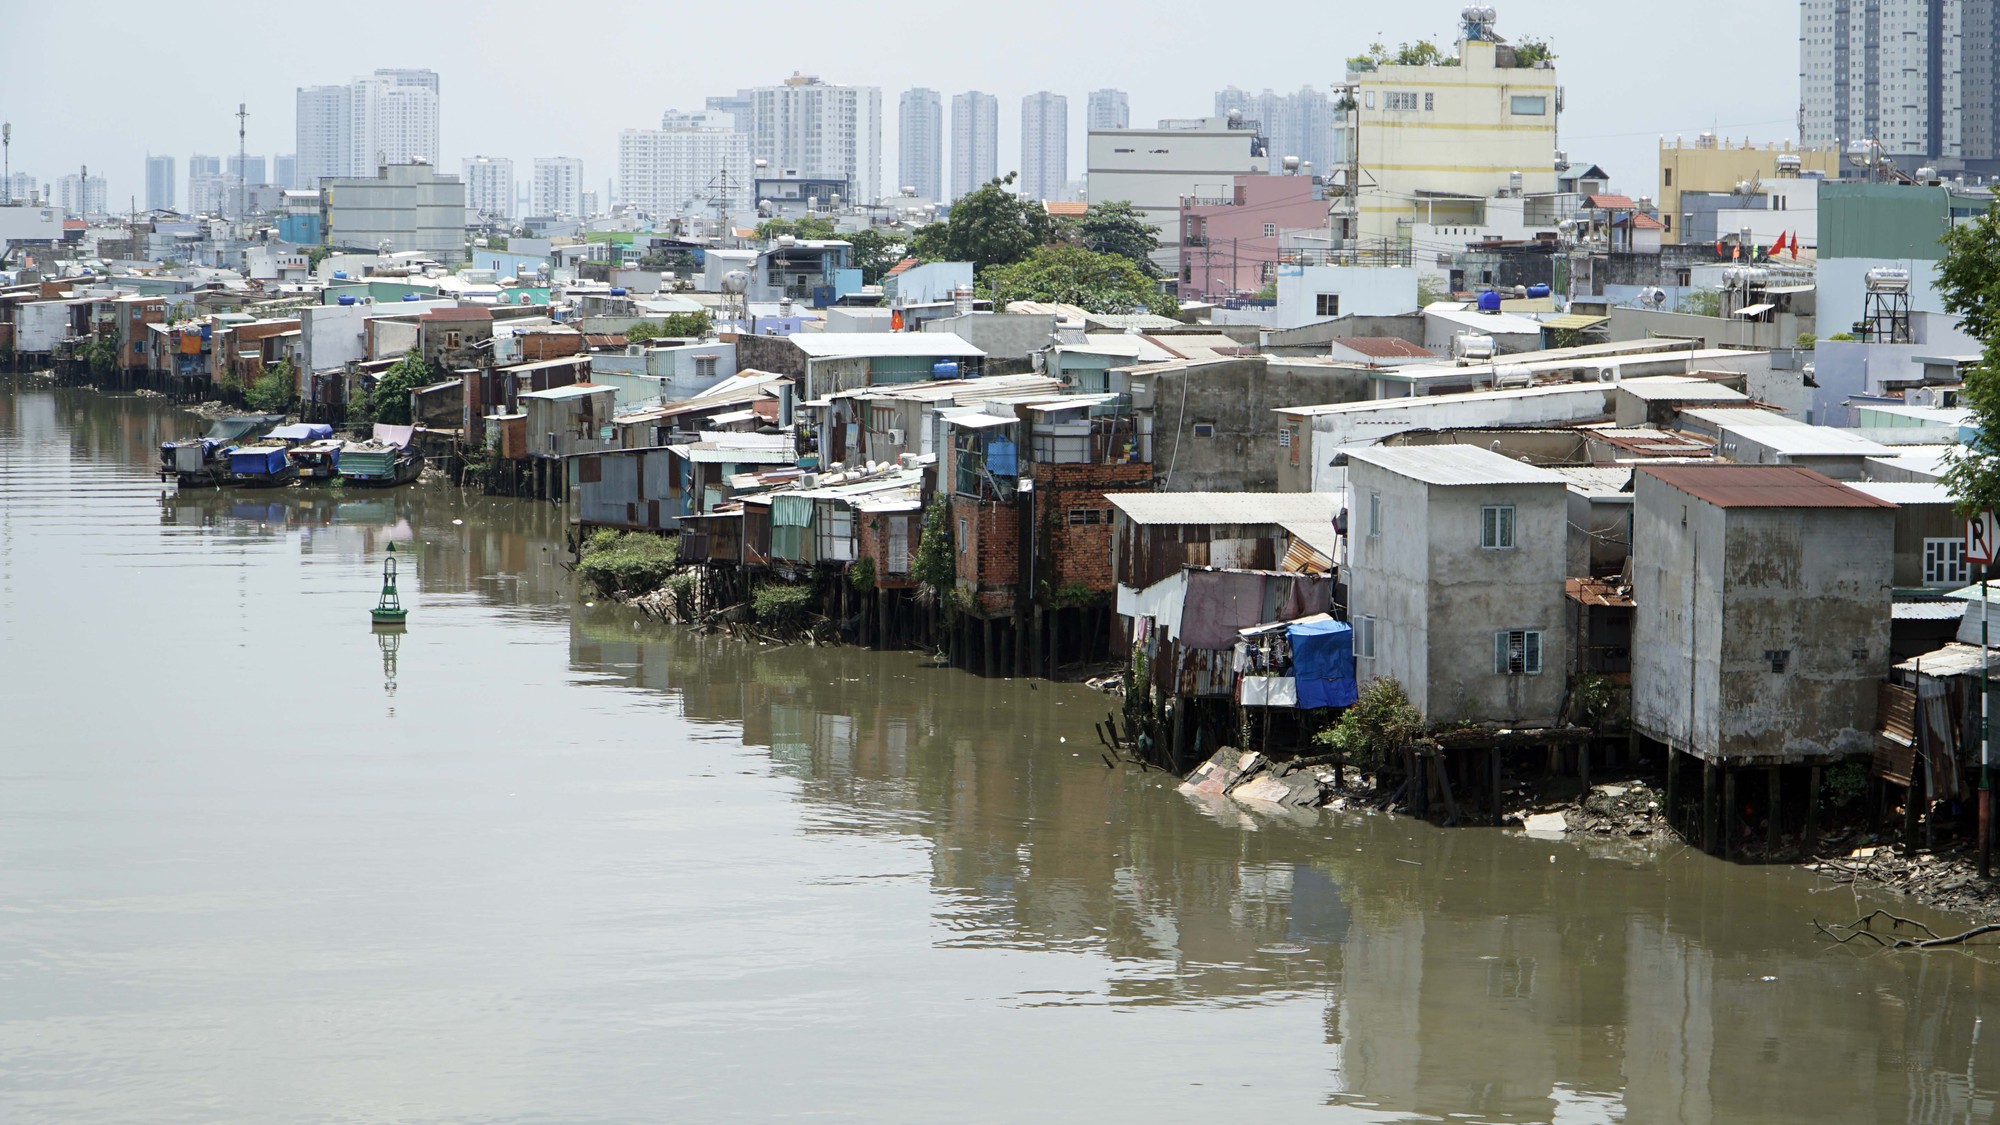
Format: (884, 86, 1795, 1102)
(751, 582, 814, 628)
(576, 532, 679, 596)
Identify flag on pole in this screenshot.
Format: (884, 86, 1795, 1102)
(1769, 231, 1788, 258)
(1789, 232, 1800, 259)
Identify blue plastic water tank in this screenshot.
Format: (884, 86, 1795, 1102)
(402, 293, 419, 301)
(932, 361, 961, 380)
(609, 287, 628, 296)
(337, 295, 357, 306)
(1476, 290, 1503, 313)
(1527, 283, 1551, 299)
(332, 270, 348, 280)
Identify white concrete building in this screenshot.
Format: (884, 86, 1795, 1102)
(56, 172, 107, 218)
(1020, 91, 1068, 202)
(1087, 88, 1129, 132)
(898, 88, 943, 202)
(295, 69, 440, 184)
(951, 91, 998, 200)
(325, 162, 467, 263)
(748, 73, 882, 203)
(1271, 264, 1420, 328)
(531, 156, 583, 219)
(1341, 10, 1559, 245)
(461, 156, 514, 220)
(1344, 445, 1572, 726)
(618, 122, 751, 222)
(1087, 116, 1267, 273)
(1799, 0, 1999, 174)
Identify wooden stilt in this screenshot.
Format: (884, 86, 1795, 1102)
(1490, 747, 1503, 826)
(1804, 763, 1822, 856)
(1767, 765, 1783, 857)
(1724, 767, 1739, 860)
(1702, 759, 1718, 855)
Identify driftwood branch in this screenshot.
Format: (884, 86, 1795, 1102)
(1813, 909, 2000, 949)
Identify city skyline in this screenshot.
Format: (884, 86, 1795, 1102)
(3, 1, 1812, 214)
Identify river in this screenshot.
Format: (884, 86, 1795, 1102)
(1, 379, 1996, 1123)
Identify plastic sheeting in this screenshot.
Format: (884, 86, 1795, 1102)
(1288, 618, 1357, 710)
(268, 423, 334, 442)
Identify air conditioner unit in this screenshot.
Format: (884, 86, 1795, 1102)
(887, 428, 905, 444)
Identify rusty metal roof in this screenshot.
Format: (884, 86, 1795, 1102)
(1638, 464, 1896, 509)
(1566, 577, 1635, 608)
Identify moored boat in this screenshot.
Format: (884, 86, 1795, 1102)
(158, 413, 285, 487)
(228, 443, 297, 487)
(338, 424, 423, 488)
(291, 438, 345, 480)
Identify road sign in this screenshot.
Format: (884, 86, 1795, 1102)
(1971, 511, 2000, 566)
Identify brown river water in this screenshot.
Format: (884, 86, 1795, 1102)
(3, 379, 1999, 1123)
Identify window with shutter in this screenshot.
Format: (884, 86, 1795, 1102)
(1495, 629, 1542, 675)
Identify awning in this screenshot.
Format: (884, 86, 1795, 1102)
(944, 413, 1016, 430)
(1542, 314, 1608, 331)
(1732, 303, 1776, 319)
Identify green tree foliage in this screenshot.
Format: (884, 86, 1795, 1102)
(1348, 40, 1458, 70)
(982, 244, 1176, 318)
(907, 174, 1053, 273)
(751, 582, 816, 627)
(1676, 289, 1722, 317)
(625, 310, 713, 343)
(758, 216, 838, 242)
(368, 353, 436, 426)
(575, 532, 680, 596)
(1510, 38, 1556, 67)
(1938, 202, 2000, 512)
(1313, 676, 1425, 768)
(81, 335, 117, 377)
(911, 497, 958, 595)
(1077, 200, 1162, 277)
(246, 359, 298, 413)
(845, 227, 909, 285)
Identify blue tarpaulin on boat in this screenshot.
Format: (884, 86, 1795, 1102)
(268, 423, 333, 442)
(229, 446, 289, 475)
(1289, 618, 1357, 709)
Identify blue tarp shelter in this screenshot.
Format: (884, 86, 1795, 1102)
(268, 423, 334, 443)
(228, 445, 289, 475)
(1289, 617, 1357, 709)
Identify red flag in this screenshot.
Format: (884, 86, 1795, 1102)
(1769, 231, 1787, 258)
(890, 308, 904, 331)
(1714, 240, 1725, 256)
(1789, 232, 1800, 259)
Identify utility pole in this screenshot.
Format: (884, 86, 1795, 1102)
(2, 122, 10, 204)
(236, 102, 250, 224)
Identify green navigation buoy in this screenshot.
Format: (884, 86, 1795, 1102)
(371, 541, 408, 626)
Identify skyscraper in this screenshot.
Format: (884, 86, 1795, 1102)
(1020, 91, 1068, 202)
(619, 116, 752, 222)
(273, 153, 297, 190)
(898, 88, 944, 200)
(187, 154, 226, 216)
(951, 91, 998, 200)
(295, 69, 440, 184)
(56, 172, 107, 217)
(1214, 86, 1334, 174)
(531, 157, 584, 218)
(1087, 89, 1130, 131)
(747, 73, 882, 202)
(294, 84, 352, 186)
(145, 154, 176, 212)
(704, 89, 754, 131)
(1800, 0, 2000, 173)
(462, 156, 515, 220)
(227, 154, 268, 186)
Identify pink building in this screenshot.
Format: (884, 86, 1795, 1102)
(1177, 174, 1328, 301)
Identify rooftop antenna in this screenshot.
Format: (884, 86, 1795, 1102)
(2, 122, 10, 204)
(236, 102, 249, 222)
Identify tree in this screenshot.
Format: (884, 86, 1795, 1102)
(1077, 200, 1162, 277)
(1395, 40, 1458, 66)
(1938, 202, 2000, 512)
(626, 310, 712, 343)
(982, 244, 1176, 318)
(907, 174, 1053, 273)
(1511, 37, 1556, 67)
(246, 359, 297, 413)
(758, 216, 837, 242)
(911, 497, 957, 598)
(368, 353, 436, 426)
(846, 227, 909, 285)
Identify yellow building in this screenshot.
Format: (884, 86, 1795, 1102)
(1343, 12, 1560, 248)
(1656, 135, 1841, 244)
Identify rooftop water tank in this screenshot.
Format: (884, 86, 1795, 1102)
(337, 294, 357, 306)
(1476, 290, 1503, 313)
(402, 293, 419, 301)
(1526, 283, 1551, 299)
(933, 361, 961, 380)
(333, 270, 348, 279)
(609, 287, 627, 296)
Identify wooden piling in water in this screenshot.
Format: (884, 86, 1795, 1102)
(1767, 765, 1782, 856)
(1804, 763, 1822, 856)
(1702, 760, 1718, 854)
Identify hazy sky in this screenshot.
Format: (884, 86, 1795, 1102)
(2, 1, 1799, 208)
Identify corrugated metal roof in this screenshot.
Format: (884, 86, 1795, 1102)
(1541, 313, 1609, 331)
(1847, 481, 1953, 505)
(1279, 381, 1608, 417)
(1894, 641, 1998, 676)
(1722, 425, 1893, 457)
(1639, 464, 1896, 508)
(1345, 445, 1572, 487)
(1330, 335, 1435, 358)
(1893, 601, 1968, 621)
(1105, 492, 1339, 529)
(1681, 407, 1805, 428)
(791, 332, 986, 359)
(1553, 466, 1634, 497)
(1616, 376, 1748, 402)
